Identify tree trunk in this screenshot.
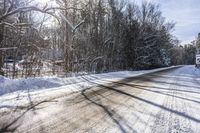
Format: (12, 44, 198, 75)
(0, 23, 4, 75)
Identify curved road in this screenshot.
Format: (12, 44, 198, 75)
(1, 66, 200, 133)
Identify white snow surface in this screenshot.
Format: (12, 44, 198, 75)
(1, 65, 200, 133)
(0, 66, 179, 96)
(0, 66, 180, 107)
(0, 75, 10, 83)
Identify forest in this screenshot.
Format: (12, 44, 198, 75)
(0, 0, 197, 78)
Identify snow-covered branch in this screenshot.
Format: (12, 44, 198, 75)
(0, 5, 82, 22)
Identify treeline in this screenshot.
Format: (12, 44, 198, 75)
(171, 42, 196, 65)
(0, 0, 190, 77)
(57, 0, 176, 72)
(171, 32, 200, 65)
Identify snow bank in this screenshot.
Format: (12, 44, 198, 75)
(0, 77, 63, 95)
(0, 76, 10, 83)
(194, 67, 200, 77)
(0, 66, 180, 96)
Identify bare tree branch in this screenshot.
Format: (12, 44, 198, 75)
(0, 5, 82, 21)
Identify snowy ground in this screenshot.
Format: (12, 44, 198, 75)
(0, 66, 179, 105)
(1, 65, 200, 133)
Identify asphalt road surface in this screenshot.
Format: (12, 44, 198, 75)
(1, 66, 200, 133)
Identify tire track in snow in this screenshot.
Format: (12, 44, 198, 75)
(151, 70, 193, 133)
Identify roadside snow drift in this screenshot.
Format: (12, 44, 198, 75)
(0, 66, 180, 96)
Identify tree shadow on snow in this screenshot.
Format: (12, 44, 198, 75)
(80, 70, 200, 132)
(0, 99, 56, 132)
(81, 87, 137, 133)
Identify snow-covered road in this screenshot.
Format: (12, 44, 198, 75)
(1, 65, 200, 133)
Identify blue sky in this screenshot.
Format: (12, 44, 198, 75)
(134, 0, 200, 45)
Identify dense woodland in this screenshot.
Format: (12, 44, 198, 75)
(0, 0, 198, 78)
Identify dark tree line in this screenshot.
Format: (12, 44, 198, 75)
(56, 0, 176, 73)
(0, 0, 190, 78)
(170, 42, 196, 65)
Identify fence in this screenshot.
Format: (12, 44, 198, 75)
(3, 61, 65, 79)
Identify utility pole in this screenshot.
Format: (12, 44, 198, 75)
(196, 33, 200, 54)
(196, 33, 200, 68)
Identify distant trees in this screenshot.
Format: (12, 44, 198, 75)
(170, 41, 196, 65)
(0, 0, 182, 78)
(183, 43, 196, 65)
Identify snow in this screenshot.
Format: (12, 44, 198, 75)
(1, 65, 200, 132)
(0, 75, 10, 83)
(0, 66, 181, 109)
(0, 66, 179, 96)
